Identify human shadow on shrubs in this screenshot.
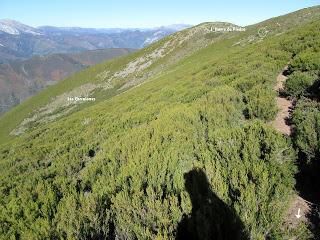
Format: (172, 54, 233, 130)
(306, 77, 320, 101)
(295, 151, 320, 238)
(176, 169, 249, 240)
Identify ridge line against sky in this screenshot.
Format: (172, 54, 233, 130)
(1, 0, 319, 28)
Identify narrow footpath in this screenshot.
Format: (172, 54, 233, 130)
(272, 66, 312, 232)
(272, 66, 293, 135)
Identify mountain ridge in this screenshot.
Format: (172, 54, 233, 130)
(0, 19, 191, 63)
(0, 19, 42, 35)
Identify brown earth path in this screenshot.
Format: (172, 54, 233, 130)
(272, 66, 293, 135)
(273, 66, 312, 232)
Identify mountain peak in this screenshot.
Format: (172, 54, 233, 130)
(0, 18, 22, 24)
(0, 19, 42, 35)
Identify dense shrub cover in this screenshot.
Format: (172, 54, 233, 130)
(245, 84, 278, 121)
(289, 49, 320, 72)
(0, 10, 320, 240)
(292, 98, 320, 162)
(280, 18, 320, 237)
(288, 39, 320, 238)
(284, 71, 317, 98)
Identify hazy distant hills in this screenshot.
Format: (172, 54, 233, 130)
(0, 19, 190, 63)
(0, 48, 135, 114)
(38, 24, 191, 34)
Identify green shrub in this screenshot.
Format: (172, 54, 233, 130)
(284, 71, 316, 98)
(292, 98, 320, 163)
(289, 50, 320, 72)
(245, 85, 278, 121)
(1, 12, 320, 240)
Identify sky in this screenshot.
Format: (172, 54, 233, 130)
(1, 0, 319, 28)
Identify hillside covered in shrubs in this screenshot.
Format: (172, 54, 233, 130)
(0, 6, 320, 240)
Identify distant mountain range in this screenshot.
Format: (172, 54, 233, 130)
(0, 19, 191, 63)
(0, 48, 135, 114)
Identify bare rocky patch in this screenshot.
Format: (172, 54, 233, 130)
(10, 83, 101, 136)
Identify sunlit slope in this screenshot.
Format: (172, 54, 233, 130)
(0, 6, 319, 145)
(0, 22, 233, 144)
(0, 5, 320, 239)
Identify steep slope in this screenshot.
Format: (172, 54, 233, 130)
(0, 19, 42, 35)
(0, 48, 135, 115)
(0, 21, 241, 142)
(0, 6, 320, 240)
(1, 4, 320, 144)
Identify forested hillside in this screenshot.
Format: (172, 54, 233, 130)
(0, 6, 319, 240)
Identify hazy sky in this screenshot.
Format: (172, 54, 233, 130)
(1, 0, 319, 28)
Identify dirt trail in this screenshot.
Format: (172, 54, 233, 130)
(273, 66, 312, 231)
(272, 66, 293, 135)
(284, 196, 311, 230)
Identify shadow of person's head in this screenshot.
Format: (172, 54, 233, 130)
(184, 168, 211, 210)
(177, 168, 249, 240)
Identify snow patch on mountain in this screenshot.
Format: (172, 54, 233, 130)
(22, 29, 42, 35)
(141, 25, 191, 46)
(0, 23, 19, 35)
(142, 31, 167, 46)
(0, 19, 42, 35)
